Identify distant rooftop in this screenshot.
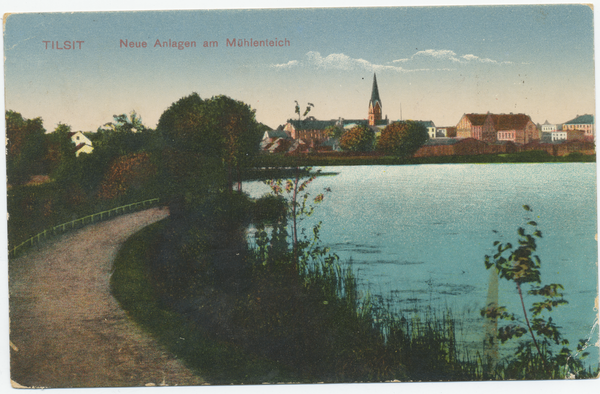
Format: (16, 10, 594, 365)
(564, 114, 594, 125)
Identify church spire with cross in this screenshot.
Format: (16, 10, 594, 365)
(368, 73, 382, 126)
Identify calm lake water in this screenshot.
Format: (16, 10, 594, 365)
(245, 163, 599, 366)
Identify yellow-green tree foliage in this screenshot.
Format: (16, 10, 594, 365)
(339, 124, 374, 152)
(377, 121, 429, 157)
(97, 152, 157, 200)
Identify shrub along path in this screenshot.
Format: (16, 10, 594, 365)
(9, 207, 204, 388)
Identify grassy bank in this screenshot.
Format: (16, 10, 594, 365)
(110, 220, 299, 384)
(111, 194, 597, 383)
(110, 212, 477, 382)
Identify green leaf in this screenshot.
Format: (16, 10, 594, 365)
(527, 221, 537, 226)
(523, 205, 531, 211)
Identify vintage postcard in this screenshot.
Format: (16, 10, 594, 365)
(2, 2, 600, 393)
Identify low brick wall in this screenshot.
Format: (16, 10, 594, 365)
(414, 139, 595, 158)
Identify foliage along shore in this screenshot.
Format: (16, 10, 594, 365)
(250, 150, 594, 170)
(111, 183, 597, 383)
(110, 196, 463, 383)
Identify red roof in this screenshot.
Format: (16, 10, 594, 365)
(490, 114, 532, 131)
(464, 114, 488, 126)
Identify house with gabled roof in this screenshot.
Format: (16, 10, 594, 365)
(456, 113, 493, 140)
(563, 114, 594, 140)
(68, 131, 94, 157)
(456, 112, 538, 144)
(283, 118, 337, 143)
(74, 143, 94, 157)
(490, 113, 538, 144)
(262, 129, 291, 141)
(261, 129, 291, 150)
(266, 138, 294, 154)
(68, 131, 92, 147)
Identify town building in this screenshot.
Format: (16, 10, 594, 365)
(260, 129, 291, 150)
(281, 73, 388, 148)
(68, 131, 94, 157)
(416, 120, 437, 138)
(541, 120, 557, 132)
(455, 113, 538, 144)
(368, 74, 383, 126)
(456, 114, 493, 140)
(490, 113, 538, 144)
(435, 126, 456, 138)
(563, 114, 594, 141)
(74, 143, 94, 157)
(283, 118, 338, 143)
(550, 130, 567, 142)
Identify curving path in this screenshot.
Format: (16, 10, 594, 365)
(9, 207, 204, 388)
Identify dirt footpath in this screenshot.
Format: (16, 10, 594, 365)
(9, 207, 204, 388)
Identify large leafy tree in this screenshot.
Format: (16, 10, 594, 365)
(44, 123, 76, 178)
(97, 152, 158, 201)
(324, 124, 344, 140)
(5, 110, 47, 185)
(103, 110, 145, 133)
(157, 93, 218, 155)
(339, 124, 375, 152)
(376, 120, 429, 157)
(157, 93, 262, 194)
(208, 95, 263, 191)
(94, 111, 161, 156)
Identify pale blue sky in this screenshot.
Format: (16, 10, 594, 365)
(3, 4, 595, 132)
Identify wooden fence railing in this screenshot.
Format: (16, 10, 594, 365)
(9, 198, 160, 259)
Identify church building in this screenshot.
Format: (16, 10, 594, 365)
(279, 73, 388, 149)
(368, 74, 383, 126)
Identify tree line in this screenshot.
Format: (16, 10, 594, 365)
(325, 120, 429, 156)
(5, 94, 268, 249)
(6, 94, 268, 197)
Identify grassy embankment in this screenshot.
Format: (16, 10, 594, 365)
(110, 220, 300, 384)
(112, 215, 599, 382)
(110, 197, 481, 383)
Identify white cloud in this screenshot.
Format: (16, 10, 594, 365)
(269, 49, 509, 73)
(393, 49, 513, 65)
(269, 51, 453, 73)
(306, 51, 372, 70)
(271, 60, 299, 69)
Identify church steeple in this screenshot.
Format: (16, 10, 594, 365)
(368, 73, 382, 126)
